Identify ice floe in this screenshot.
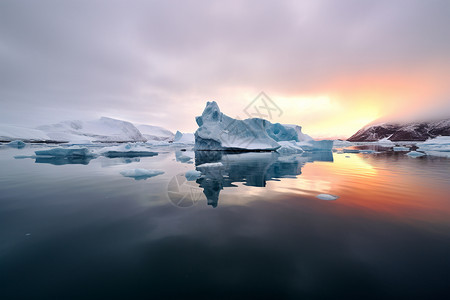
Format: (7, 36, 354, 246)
(316, 194, 339, 200)
(120, 169, 164, 180)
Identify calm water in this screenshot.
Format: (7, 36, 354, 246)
(1, 144, 450, 299)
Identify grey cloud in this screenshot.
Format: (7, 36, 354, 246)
(0, 0, 449, 132)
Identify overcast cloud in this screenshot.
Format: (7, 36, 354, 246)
(1, 0, 449, 137)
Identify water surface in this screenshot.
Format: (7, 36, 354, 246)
(1, 145, 450, 299)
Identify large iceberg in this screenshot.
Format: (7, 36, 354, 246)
(194, 101, 333, 151)
(194, 101, 280, 151)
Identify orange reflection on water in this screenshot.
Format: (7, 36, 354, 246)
(281, 153, 450, 227)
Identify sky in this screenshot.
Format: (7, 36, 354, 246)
(1, 0, 449, 139)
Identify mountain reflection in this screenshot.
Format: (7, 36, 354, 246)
(194, 151, 333, 207)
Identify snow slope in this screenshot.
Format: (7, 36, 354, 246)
(37, 117, 146, 142)
(136, 124, 174, 141)
(0, 125, 51, 141)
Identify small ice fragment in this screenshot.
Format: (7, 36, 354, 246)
(120, 169, 164, 180)
(406, 151, 426, 158)
(393, 146, 409, 151)
(185, 170, 202, 181)
(7, 140, 26, 148)
(196, 162, 224, 168)
(35, 147, 94, 157)
(316, 194, 339, 200)
(25, 233, 31, 236)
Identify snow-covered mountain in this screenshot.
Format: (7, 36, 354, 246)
(37, 117, 147, 143)
(348, 118, 450, 142)
(0, 117, 175, 143)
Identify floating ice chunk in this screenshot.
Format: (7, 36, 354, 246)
(196, 162, 224, 168)
(333, 140, 353, 147)
(417, 136, 450, 152)
(7, 140, 26, 148)
(393, 146, 409, 151)
(145, 140, 171, 146)
(406, 151, 426, 158)
(296, 140, 333, 151)
(35, 147, 94, 157)
(185, 170, 202, 181)
(120, 169, 164, 180)
(377, 137, 395, 145)
(194, 101, 280, 151)
(97, 143, 158, 157)
(360, 150, 375, 154)
(276, 141, 304, 155)
(316, 194, 339, 200)
(173, 131, 195, 144)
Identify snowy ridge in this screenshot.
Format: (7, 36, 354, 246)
(0, 117, 176, 143)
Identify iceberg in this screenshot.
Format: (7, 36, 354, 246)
(406, 151, 426, 158)
(120, 169, 164, 180)
(173, 131, 195, 144)
(316, 194, 339, 200)
(35, 147, 94, 157)
(7, 140, 26, 148)
(265, 123, 312, 142)
(194, 101, 280, 151)
(297, 140, 334, 151)
(97, 143, 158, 158)
(185, 170, 202, 181)
(393, 146, 410, 151)
(194, 101, 333, 151)
(276, 141, 304, 155)
(417, 136, 450, 152)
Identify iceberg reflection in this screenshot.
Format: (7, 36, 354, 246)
(194, 151, 333, 207)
